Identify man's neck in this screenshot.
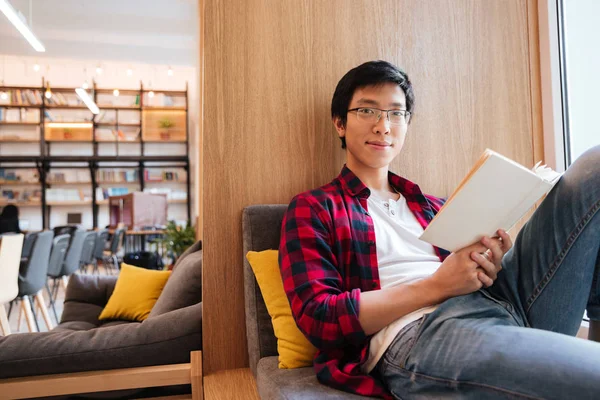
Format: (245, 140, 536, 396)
(348, 164, 391, 192)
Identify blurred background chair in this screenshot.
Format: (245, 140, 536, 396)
(12, 231, 54, 332)
(103, 228, 125, 274)
(20, 232, 37, 263)
(78, 230, 97, 273)
(46, 232, 80, 323)
(0, 234, 24, 335)
(91, 229, 109, 274)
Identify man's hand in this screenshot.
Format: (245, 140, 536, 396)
(427, 229, 513, 300)
(471, 229, 513, 288)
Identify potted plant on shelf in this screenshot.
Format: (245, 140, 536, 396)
(154, 220, 196, 269)
(158, 117, 175, 140)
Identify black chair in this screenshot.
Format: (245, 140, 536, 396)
(13, 230, 54, 332)
(47, 231, 83, 323)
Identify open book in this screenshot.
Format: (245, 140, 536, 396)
(419, 149, 562, 252)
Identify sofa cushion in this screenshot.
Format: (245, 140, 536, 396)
(256, 356, 377, 399)
(60, 274, 118, 326)
(149, 241, 202, 318)
(0, 301, 202, 379)
(246, 250, 316, 368)
(99, 263, 171, 322)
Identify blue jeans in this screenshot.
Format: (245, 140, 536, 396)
(376, 145, 600, 399)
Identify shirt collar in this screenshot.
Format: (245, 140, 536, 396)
(337, 164, 425, 199)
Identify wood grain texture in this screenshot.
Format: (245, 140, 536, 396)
(0, 363, 192, 399)
(527, 0, 545, 166)
(191, 350, 204, 400)
(203, 0, 540, 373)
(196, 0, 205, 242)
(203, 368, 259, 400)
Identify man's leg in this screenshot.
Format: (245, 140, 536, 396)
(378, 291, 600, 399)
(487, 144, 600, 335)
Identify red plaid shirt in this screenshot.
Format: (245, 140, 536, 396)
(279, 165, 450, 399)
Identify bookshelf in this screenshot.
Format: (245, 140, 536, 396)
(0, 80, 191, 229)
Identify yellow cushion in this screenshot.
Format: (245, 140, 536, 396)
(246, 250, 317, 369)
(99, 263, 171, 322)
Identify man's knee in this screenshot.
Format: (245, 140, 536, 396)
(565, 145, 600, 189)
(572, 144, 600, 170)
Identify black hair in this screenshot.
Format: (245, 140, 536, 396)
(0, 204, 19, 219)
(0, 204, 20, 234)
(331, 60, 415, 148)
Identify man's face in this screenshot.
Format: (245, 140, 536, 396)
(334, 83, 408, 173)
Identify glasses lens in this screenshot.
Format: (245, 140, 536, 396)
(356, 108, 379, 123)
(388, 110, 409, 125)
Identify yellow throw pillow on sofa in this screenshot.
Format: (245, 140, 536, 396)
(246, 250, 317, 369)
(99, 263, 171, 322)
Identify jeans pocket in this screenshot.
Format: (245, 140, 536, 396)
(399, 313, 430, 369)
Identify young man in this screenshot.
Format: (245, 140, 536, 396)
(279, 60, 600, 399)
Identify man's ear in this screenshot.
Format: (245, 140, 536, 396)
(333, 117, 345, 138)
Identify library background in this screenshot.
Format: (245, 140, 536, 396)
(0, 54, 199, 233)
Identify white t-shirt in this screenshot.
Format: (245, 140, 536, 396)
(361, 193, 442, 373)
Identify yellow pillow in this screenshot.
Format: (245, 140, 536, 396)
(246, 250, 317, 368)
(99, 263, 171, 322)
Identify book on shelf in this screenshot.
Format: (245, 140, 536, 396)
(0, 89, 42, 106)
(0, 107, 40, 123)
(143, 169, 186, 182)
(48, 170, 89, 183)
(97, 169, 139, 183)
(143, 187, 187, 200)
(419, 149, 562, 253)
(46, 188, 87, 202)
(96, 186, 130, 200)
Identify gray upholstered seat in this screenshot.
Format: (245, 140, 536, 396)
(242, 205, 376, 399)
(0, 240, 203, 380)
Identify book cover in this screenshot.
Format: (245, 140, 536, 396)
(419, 149, 562, 252)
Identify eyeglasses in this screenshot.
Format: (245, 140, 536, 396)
(347, 107, 411, 125)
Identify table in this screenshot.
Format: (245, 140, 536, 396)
(108, 229, 165, 253)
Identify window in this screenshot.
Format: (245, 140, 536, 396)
(558, 0, 600, 165)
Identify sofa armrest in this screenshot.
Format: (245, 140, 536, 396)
(60, 274, 118, 325)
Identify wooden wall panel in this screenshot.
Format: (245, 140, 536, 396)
(202, 0, 540, 373)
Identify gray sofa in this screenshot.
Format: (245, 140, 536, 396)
(243, 205, 377, 399)
(0, 241, 203, 380)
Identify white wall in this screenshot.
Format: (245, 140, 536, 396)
(563, 0, 600, 162)
(0, 54, 198, 231)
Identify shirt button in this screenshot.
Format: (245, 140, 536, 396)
(365, 211, 370, 216)
(368, 240, 375, 246)
(371, 282, 377, 289)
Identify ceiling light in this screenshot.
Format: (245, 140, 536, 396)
(148, 91, 155, 98)
(96, 66, 103, 75)
(126, 68, 133, 76)
(167, 67, 173, 76)
(44, 83, 51, 99)
(33, 63, 40, 72)
(82, 80, 89, 90)
(75, 88, 99, 114)
(0, 0, 45, 52)
(0, 92, 7, 100)
(113, 89, 119, 97)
